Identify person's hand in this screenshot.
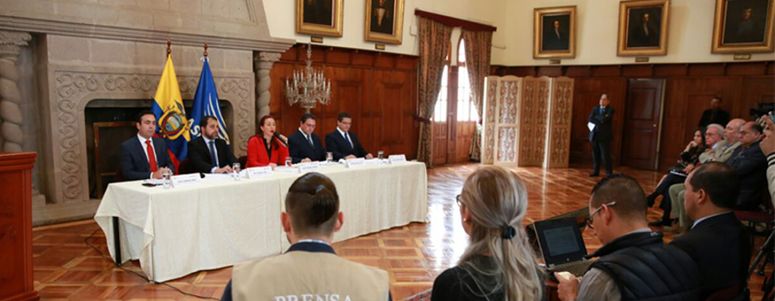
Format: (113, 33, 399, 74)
(269, 163, 277, 169)
(215, 166, 233, 174)
(366, 153, 374, 159)
(760, 116, 775, 156)
(301, 158, 312, 163)
(683, 163, 695, 173)
(555, 272, 580, 301)
(345, 155, 357, 160)
(151, 169, 164, 179)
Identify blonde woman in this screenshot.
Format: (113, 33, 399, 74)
(431, 166, 543, 301)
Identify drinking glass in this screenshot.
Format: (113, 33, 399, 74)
(377, 151, 385, 160)
(326, 152, 333, 162)
(285, 156, 293, 167)
(232, 163, 241, 180)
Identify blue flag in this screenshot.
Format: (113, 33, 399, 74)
(190, 58, 230, 144)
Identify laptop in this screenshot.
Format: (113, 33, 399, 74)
(532, 217, 595, 277)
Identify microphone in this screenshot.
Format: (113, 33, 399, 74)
(273, 132, 287, 146)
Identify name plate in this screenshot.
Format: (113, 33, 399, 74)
(297, 162, 320, 172)
(388, 154, 407, 163)
(364, 158, 383, 166)
(344, 158, 366, 168)
(171, 173, 201, 186)
(246, 166, 272, 179)
(275, 166, 301, 174)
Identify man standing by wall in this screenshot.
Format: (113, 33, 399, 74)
(588, 94, 614, 177)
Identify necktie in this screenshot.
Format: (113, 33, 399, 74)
(208, 140, 219, 168)
(600, 106, 605, 114)
(345, 132, 353, 149)
(307, 134, 314, 146)
(146, 139, 158, 172)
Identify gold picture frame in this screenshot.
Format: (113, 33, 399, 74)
(533, 6, 577, 59)
(364, 0, 405, 45)
(296, 0, 344, 37)
(712, 0, 775, 53)
(617, 0, 670, 57)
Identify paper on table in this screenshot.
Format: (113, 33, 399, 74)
(587, 122, 596, 132)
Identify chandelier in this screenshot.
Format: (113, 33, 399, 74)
(285, 44, 331, 113)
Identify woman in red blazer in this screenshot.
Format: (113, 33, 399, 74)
(246, 115, 289, 167)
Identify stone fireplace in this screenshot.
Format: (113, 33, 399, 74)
(0, 0, 293, 224)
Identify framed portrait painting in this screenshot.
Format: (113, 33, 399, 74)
(364, 0, 405, 45)
(533, 6, 576, 59)
(712, 0, 775, 53)
(617, 0, 670, 56)
(296, 0, 344, 37)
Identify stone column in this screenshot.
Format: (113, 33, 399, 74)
(0, 31, 32, 152)
(254, 52, 281, 122)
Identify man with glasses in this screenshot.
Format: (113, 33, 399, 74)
(726, 121, 767, 209)
(556, 175, 699, 301)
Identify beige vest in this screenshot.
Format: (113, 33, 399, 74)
(232, 251, 389, 301)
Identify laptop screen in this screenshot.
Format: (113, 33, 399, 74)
(533, 217, 588, 266)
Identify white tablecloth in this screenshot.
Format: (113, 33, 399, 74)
(94, 162, 428, 282)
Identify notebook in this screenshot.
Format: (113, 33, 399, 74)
(533, 217, 594, 277)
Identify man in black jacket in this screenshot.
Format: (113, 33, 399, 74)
(671, 162, 751, 300)
(726, 121, 767, 209)
(288, 113, 326, 163)
(588, 94, 614, 176)
(556, 175, 699, 301)
(119, 111, 173, 180)
(325, 112, 373, 160)
(698, 97, 730, 129)
(187, 116, 235, 174)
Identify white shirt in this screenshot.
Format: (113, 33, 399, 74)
(136, 134, 157, 179)
(203, 136, 219, 173)
(336, 127, 353, 147)
(298, 128, 313, 146)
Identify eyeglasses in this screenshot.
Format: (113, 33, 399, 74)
(586, 201, 616, 229)
(456, 194, 463, 207)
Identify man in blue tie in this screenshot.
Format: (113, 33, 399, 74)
(186, 116, 235, 174)
(588, 94, 614, 176)
(325, 112, 373, 160)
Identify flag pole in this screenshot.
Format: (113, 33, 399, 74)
(203, 42, 208, 58)
(166, 40, 172, 56)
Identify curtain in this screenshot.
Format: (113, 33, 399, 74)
(416, 17, 453, 167)
(462, 30, 492, 162)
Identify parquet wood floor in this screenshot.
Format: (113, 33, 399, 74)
(32, 164, 770, 300)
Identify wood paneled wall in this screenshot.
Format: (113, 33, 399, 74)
(269, 44, 419, 159)
(493, 61, 775, 170)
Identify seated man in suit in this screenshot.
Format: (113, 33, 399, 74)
(726, 121, 767, 209)
(187, 116, 235, 174)
(325, 112, 373, 160)
(119, 110, 173, 180)
(288, 113, 326, 164)
(220, 172, 391, 301)
(671, 162, 751, 300)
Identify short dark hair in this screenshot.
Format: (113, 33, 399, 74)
(300, 113, 316, 124)
(750, 123, 764, 135)
(591, 174, 647, 219)
(136, 110, 155, 123)
(285, 172, 339, 236)
(199, 115, 218, 128)
(337, 112, 352, 122)
(687, 162, 739, 209)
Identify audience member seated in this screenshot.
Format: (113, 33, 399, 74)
(760, 116, 775, 207)
(646, 128, 706, 226)
(666, 118, 745, 230)
(431, 166, 543, 301)
(220, 172, 391, 301)
(555, 175, 699, 301)
(246, 115, 288, 168)
(120, 110, 173, 180)
(670, 162, 752, 300)
(288, 113, 326, 163)
(726, 121, 767, 210)
(325, 112, 373, 160)
(187, 116, 235, 174)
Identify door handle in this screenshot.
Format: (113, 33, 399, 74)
(652, 124, 657, 128)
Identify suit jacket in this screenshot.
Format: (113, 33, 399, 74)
(187, 137, 235, 173)
(698, 109, 730, 128)
(325, 129, 368, 160)
(288, 130, 326, 163)
(246, 135, 288, 167)
(726, 142, 768, 209)
(670, 212, 751, 300)
(120, 136, 173, 181)
(588, 105, 614, 142)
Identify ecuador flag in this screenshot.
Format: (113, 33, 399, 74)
(151, 54, 190, 172)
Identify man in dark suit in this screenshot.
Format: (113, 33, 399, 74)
(120, 111, 173, 180)
(726, 121, 767, 209)
(671, 162, 751, 300)
(697, 97, 730, 129)
(288, 113, 326, 164)
(325, 112, 373, 161)
(542, 19, 569, 51)
(187, 116, 235, 174)
(629, 11, 659, 47)
(588, 94, 614, 176)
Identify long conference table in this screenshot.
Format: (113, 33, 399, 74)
(94, 161, 428, 282)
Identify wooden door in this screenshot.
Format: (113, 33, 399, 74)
(622, 79, 665, 170)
